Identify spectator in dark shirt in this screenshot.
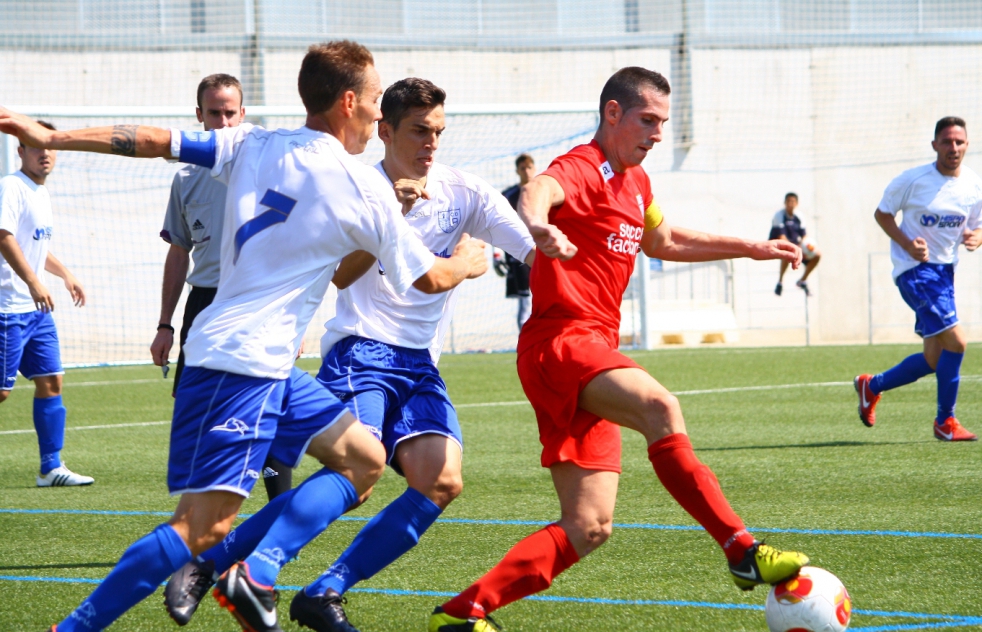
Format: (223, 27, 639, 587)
(497, 153, 536, 329)
(770, 192, 821, 296)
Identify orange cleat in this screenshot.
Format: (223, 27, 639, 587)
(934, 417, 978, 441)
(854, 374, 880, 428)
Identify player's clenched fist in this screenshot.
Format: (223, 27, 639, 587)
(749, 238, 802, 269)
(453, 233, 489, 279)
(905, 236, 930, 262)
(529, 222, 578, 260)
(393, 178, 429, 215)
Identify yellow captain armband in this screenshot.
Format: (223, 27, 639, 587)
(644, 199, 664, 231)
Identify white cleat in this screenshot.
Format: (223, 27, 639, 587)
(37, 464, 94, 487)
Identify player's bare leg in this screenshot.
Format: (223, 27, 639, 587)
(293, 435, 461, 631)
(579, 367, 808, 589)
(551, 463, 619, 557)
(400, 434, 463, 508)
(169, 491, 246, 555)
(798, 253, 820, 282)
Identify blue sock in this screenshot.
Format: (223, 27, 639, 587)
(870, 353, 934, 394)
(305, 487, 442, 596)
(201, 488, 295, 575)
(243, 468, 357, 587)
(936, 350, 963, 422)
(34, 395, 66, 474)
(56, 524, 190, 631)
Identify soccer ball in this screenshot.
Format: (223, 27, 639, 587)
(800, 237, 819, 260)
(765, 566, 852, 632)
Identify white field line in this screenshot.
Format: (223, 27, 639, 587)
(0, 420, 170, 436)
(4, 376, 979, 435)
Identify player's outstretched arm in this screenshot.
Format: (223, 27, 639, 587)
(0, 107, 171, 158)
(413, 233, 488, 294)
(874, 209, 928, 262)
(0, 230, 54, 311)
(332, 250, 378, 289)
(642, 220, 802, 268)
(517, 175, 577, 260)
(44, 253, 85, 307)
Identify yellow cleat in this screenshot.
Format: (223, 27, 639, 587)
(428, 606, 501, 632)
(729, 542, 810, 591)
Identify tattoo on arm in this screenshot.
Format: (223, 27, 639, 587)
(110, 125, 138, 157)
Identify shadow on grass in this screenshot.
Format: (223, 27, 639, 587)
(697, 439, 935, 451)
(0, 562, 115, 571)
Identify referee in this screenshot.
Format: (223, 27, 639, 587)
(148, 73, 292, 500)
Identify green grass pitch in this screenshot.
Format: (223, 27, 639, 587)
(2, 344, 982, 631)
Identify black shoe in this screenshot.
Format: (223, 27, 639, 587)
(213, 562, 283, 632)
(774, 282, 783, 296)
(164, 557, 216, 626)
(796, 279, 811, 297)
(290, 588, 360, 632)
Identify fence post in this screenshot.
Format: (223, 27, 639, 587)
(868, 252, 874, 345)
(1, 133, 16, 176)
(637, 251, 652, 350)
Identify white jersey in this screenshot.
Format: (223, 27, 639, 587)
(0, 172, 54, 313)
(170, 124, 436, 379)
(878, 162, 982, 279)
(322, 161, 534, 363)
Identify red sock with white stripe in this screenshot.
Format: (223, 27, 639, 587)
(440, 523, 580, 619)
(648, 433, 754, 564)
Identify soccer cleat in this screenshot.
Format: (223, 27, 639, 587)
(796, 279, 811, 297)
(774, 282, 783, 296)
(854, 374, 880, 428)
(213, 562, 283, 632)
(934, 417, 978, 442)
(428, 606, 501, 632)
(36, 464, 94, 487)
(289, 588, 359, 632)
(165, 557, 216, 625)
(729, 542, 809, 591)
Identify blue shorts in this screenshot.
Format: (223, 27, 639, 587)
(0, 311, 63, 391)
(168, 366, 348, 497)
(896, 263, 958, 338)
(316, 336, 462, 476)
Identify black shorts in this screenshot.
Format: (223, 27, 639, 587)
(173, 285, 218, 395)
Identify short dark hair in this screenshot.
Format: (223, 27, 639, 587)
(380, 78, 446, 130)
(598, 67, 671, 119)
(935, 116, 967, 139)
(196, 73, 243, 110)
(20, 120, 55, 148)
(785, 192, 798, 201)
(515, 153, 534, 168)
(298, 40, 375, 115)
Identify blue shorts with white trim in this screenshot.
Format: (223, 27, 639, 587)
(0, 311, 63, 391)
(316, 336, 462, 476)
(896, 262, 958, 339)
(168, 365, 348, 497)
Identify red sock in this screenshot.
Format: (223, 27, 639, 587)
(441, 523, 580, 619)
(648, 433, 754, 564)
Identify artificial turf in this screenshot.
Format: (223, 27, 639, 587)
(1, 344, 981, 631)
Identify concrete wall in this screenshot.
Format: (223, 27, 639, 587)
(5, 43, 982, 359)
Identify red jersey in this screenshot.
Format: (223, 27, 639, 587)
(518, 140, 652, 353)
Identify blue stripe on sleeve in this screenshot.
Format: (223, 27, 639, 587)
(178, 130, 217, 169)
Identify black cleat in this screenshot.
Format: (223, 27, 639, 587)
(290, 588, 360, 632)
(774, 282, 783, 296)
(165, 557, 216, 625)
(213, 562, 283, 632)
(796, 279, 811, 296)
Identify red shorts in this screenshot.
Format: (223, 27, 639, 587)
(516, 323, 642, 473)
